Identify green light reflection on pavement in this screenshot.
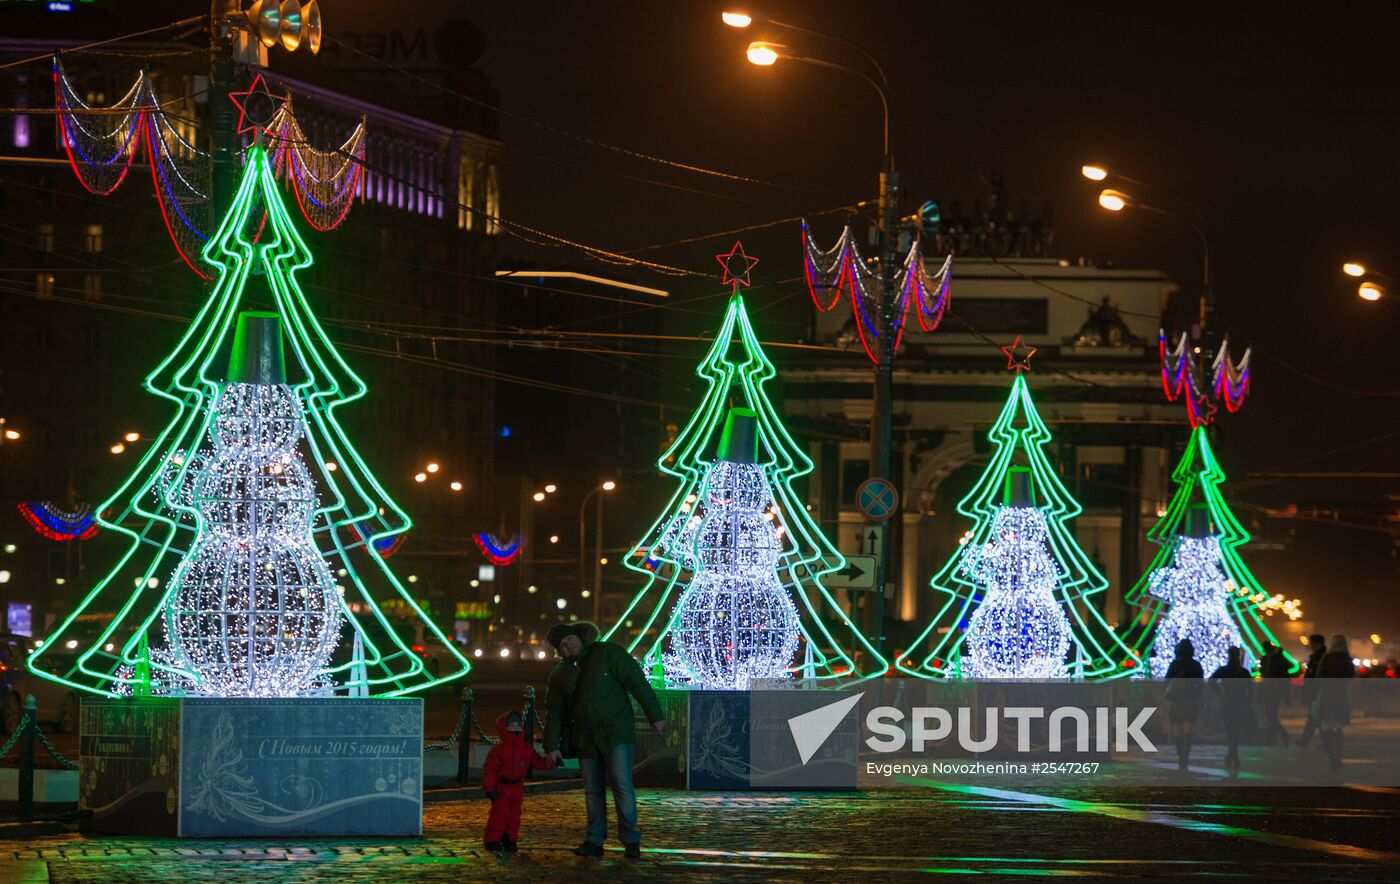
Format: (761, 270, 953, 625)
(904, 778, 1400, 866)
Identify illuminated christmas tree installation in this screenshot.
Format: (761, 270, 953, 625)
(897, 339, 1142, 680)
(1128, 426, 1294, 670)
(666, 409, 801, 689)
(1144, 505, 1245, 677)
(960, 468, 1073, 679)
(607, 243, 888, 685)
(29, 145, 468, 697)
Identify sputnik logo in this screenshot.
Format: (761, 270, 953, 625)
(787, 692, 863, 765)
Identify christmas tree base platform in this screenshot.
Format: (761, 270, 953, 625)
(79, 697, 423, 837)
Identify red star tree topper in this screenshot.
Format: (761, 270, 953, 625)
(228, 73, 287, 138)
(1001, 334, 1037, 374)
(716, 241, 760, 292)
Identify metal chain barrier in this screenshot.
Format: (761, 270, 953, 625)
(34, 724, 79, 771)
(0, 707, 79, 771)
(0, 712, 30, 759)
(425, 687, 499, 751)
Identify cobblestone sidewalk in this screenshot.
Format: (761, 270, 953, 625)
(1, 786, 1398, 882)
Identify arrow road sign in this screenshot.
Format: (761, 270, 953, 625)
(826, 555, 877, 590)
(855, 524, 885, 558)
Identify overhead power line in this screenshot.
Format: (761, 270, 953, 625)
(0, 15, 207, 70)
(323, 35, 848, 198)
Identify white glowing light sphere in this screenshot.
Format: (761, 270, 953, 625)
(165, 383, 340, 696)
(960, 506, 1071, 679)
(1148, 535, 1245, 678)
(668, 460, 799, 689)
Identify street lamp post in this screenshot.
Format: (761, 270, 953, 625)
(736, 18, 897, 653)
(1094, 183, 1211, 332)
(1085, 165, 1253, 428)
(579, 481, 616, 625)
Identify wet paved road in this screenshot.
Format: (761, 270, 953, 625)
(2, 784, 1399, 882)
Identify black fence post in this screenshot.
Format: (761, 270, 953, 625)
(18, 694, 36, 820)
(456, 687, 472, 786)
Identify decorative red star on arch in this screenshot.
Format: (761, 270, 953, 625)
(228, 73, 286, 138)
(716, 241, 759, 291)
(1001, 334, 1037, 374)
(1189, 395, 1218, 428)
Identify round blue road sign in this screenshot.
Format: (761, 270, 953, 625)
(856, 478, 899, 521)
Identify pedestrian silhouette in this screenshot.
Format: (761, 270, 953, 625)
(1315, 634, 1355, 771)
(1260, 643, 1291, 745)
(1164, 639, 1205, 772)
(1210, 646, 1252, 776)
(1298, 633, 1327, 748)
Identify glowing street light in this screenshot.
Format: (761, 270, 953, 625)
(1359, 281, 1385, 302)
(426, 462, 439, 474)
(1343, 262, 1367, 277)
(449, 481, 463, 491)
(110, 443, 126, 455)
(414, 472, 427, 483)
(124, 431, 140, 443)
(544, 483, 558, 494)
(1080, 164, 1109, 181)
(532, 491, 546, 502)
(602, 480, 617, 491)
(721, 10, 753, 27)
(746, 41, 782, 65)
(3, 429, 19, 441)
(1098, 188, 1131, 212)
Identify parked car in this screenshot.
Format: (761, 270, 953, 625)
(0, 634, 80, 734)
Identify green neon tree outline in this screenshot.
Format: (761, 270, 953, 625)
(1124, 425, 1295, 669)
(29, 146, 469, 696)
(604, 290, 888, 684)
(897, 373, 1143, 680)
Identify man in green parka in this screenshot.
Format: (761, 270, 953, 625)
(543, 621, 665, 859)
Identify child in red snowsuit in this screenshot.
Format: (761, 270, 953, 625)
(483, 710, 553, 851)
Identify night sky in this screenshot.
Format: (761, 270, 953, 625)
(465, 2, 1400, 635)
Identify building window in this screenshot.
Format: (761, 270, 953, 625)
(12, 73, 29, 149)
(458, 161, 475, 231)
(85, 224, 103, 253)
(36, 223, 54, 253)
(83, 273, 102, 301)
(484, 161, 499, 235)
(35, 273, 54, 297)
(840, 459, 870, 506)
